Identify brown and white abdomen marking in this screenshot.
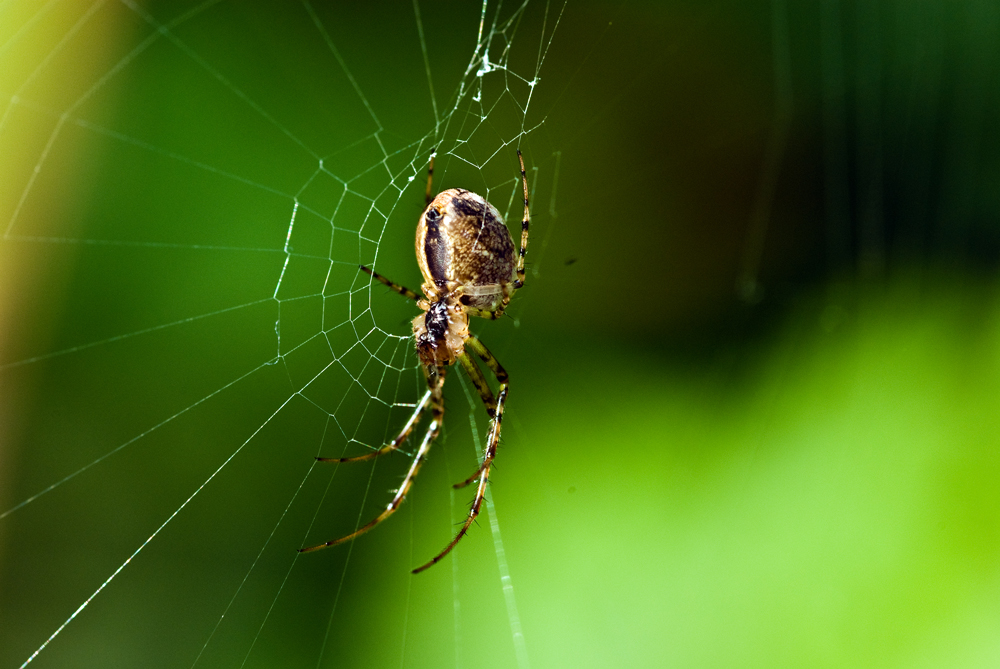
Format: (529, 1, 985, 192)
(415, 188, 516, 312)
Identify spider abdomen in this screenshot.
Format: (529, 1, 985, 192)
(416, 188, 516, 311)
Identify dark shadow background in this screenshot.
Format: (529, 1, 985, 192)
(1, 1, 999, 667)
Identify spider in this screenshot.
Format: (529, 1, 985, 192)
(299, 149, 530, 573)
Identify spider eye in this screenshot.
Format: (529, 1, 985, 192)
(424, 207, 441, 222)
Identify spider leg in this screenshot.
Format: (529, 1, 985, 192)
(462, 305, 504, 321)
(299, 367, 446, 554)
(411, 338, 508, 573)
(512, 149, 530, 290)
(453, 335, 507, 489)
(457, 352, 497, 418)
(425, 148, 436, 205)
(412, 386, 506, 574)
(316, 390, 432, 463)
(299, 417, 440, 552)
(360, 265, 420, 302)
(466, 333, 508, 381)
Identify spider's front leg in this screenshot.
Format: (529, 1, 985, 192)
(411, 336, 508, 574)
(315, 389, 432, 463)
(411, 388, 504, 573)
(452, 335, 508, 489)
(299, 366, 446, 554)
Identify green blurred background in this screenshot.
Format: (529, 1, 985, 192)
(2, 1, 999, 667)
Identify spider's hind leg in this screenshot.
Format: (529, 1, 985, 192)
(425, 148, 436, 205)
(512, 149, 530, 290)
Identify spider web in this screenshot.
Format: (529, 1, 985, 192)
(0, 1, 562, 667)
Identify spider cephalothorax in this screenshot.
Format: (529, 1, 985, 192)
(413, 298, 468, 367)
(300, 150, 530, 573)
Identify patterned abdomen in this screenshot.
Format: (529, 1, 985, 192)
(416, 188, 516, 311)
